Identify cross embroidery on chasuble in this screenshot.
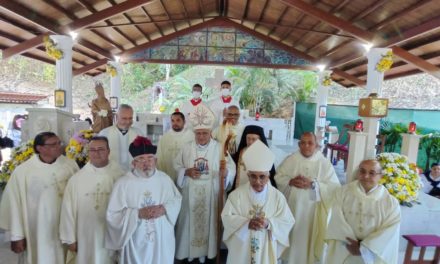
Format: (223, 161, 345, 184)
(344, 201, 375, 234)
(141, 191, 157, 243)
(44, 173, 69, 198)
(85, 182, 110, 210)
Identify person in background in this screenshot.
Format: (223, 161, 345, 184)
(234, 125, 276, 188)
(421, 162, 440, 198)
(208, 80, 240, 127)
(99, 104, 143, 172)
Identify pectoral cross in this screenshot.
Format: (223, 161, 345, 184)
(86, 183, 110, 210)
(249, 204, 265, 219)
(45, 174, 68, 198)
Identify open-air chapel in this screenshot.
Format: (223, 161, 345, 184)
(0, 0, 440, 263)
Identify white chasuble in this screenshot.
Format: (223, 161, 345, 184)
(325, 181, 401, 264)
(60, 161, 124, 264)
(156, 129, 194, 182)
(222, 183, 294, 264)
(99, 125, 142, 172)
(0, 155, 79, 264)
(275, 151, 340, 264)
(174, 140, 236, 260)
(105, 170, 182, 264)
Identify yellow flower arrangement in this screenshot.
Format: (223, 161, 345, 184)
(0, 140, 34, 189)
(65, 129, 95, 168)
(376, 152, 422, 206)
(106, 64, 118, 77)
(43, 36, 64, 60)
(376, 51, 393, 72)
(322, 75, 332, 86)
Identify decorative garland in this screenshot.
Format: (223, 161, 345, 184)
(322, 75, 332, 86)
(43, 36, 63, 60)
(106, 64, 118, 77)
(376, 51, 393, 72)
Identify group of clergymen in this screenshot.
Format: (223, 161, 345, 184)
(0, 81, 401, 264)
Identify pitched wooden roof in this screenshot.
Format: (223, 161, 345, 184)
(0, 91, 48, 104)
(0, 0, 439, 87)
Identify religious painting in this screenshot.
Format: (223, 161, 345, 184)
(319, 105, 327, 118)
(54, 89, 65, 107)
(178, 46, 206, 61)
(208, 32, 235, 47)
(236, 48, 269, 64)
(150, 46, 178, 60)
(130, 50, 149, 60)
(179, 32, 207, 46)
(194, 157, 209, 175)
(207, 47, 235, 62)
(236, 33, 264, 49)
(264, 50, 293, 65)
(210, 26, 235, 32)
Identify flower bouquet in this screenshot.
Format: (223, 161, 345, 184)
(65, 130, 95, 168)
(106, 64, 117, 77)
(0, 140, 34, 189)
(376, 152, 422, 206)
(43, 36, 64, 60)
(375, 51, 393, 72)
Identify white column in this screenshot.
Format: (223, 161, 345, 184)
(314, 70, 331, 148)
(364, 48, 391, 158)
(109, 61, 122, 105)
(51, 35, 73, 113)
(400, 133, 422, 164)
(346, 131, 368, 183)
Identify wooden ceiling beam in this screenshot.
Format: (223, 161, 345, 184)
(241, 0, 250, 25)
(64, 0, 153, 32)
(280, 0, 374, 43)
(253, 0, 269, 30)
(332, 68, 366, 87)
(321, 0, 433, 58)
(267, 7, 289, 36)
(178, 0, 191, 26)
(391, 46, 440, 79)
(73, 58, 108, 76)
(158, 0, 177, 32)
(198, 0, 205, 22)
(332, 15, 440, 68)
(307, 0, 385, 54)
(141, 6, 164, 36)
(293, 0, 351, 48)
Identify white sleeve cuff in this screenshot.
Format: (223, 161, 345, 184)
(61, 239, 75, 245)
(177, 168, 187, 188)
(10, 234, 25, 241)
(360, 245, 376, 264)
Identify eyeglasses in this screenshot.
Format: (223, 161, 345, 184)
(227, 113, 240, 117)
(43, 141, 62, 147)
(359, 168, 381, 177)
(89, 148, 108, 153)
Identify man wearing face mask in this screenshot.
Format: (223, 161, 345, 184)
(208, 80, 240, 127)
(156, 111, 194, 183)
(105, 136, 182, 264)
(180, 84, 204, 125)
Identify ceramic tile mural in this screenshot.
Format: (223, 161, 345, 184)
(126, 26, 311, 67)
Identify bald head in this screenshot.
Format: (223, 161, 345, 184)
(298, 132, 317, 157)
(358, 159, 383, 192)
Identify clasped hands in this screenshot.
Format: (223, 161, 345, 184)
(185, 160, 227, 181)
(345, 237, 361, 256)
(289, 175, 313, 189)
(138, 204, 166, 220)
(11, 239, 26, 254)
(248, 217, 269, 231)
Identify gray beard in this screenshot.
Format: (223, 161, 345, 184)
(133, 168, 155, 178)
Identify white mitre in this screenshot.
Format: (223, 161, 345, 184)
(189, 103, 215, 130)
(242, 139, 275, 172)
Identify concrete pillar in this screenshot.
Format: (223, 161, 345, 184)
(363, 48, 391, 158)
(346, 131, 368, 183)
(314, 70, 331, 148)
(109, 61, 122, 104)
(51, 35, 73, 113)
(400, 133, 422, 164)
